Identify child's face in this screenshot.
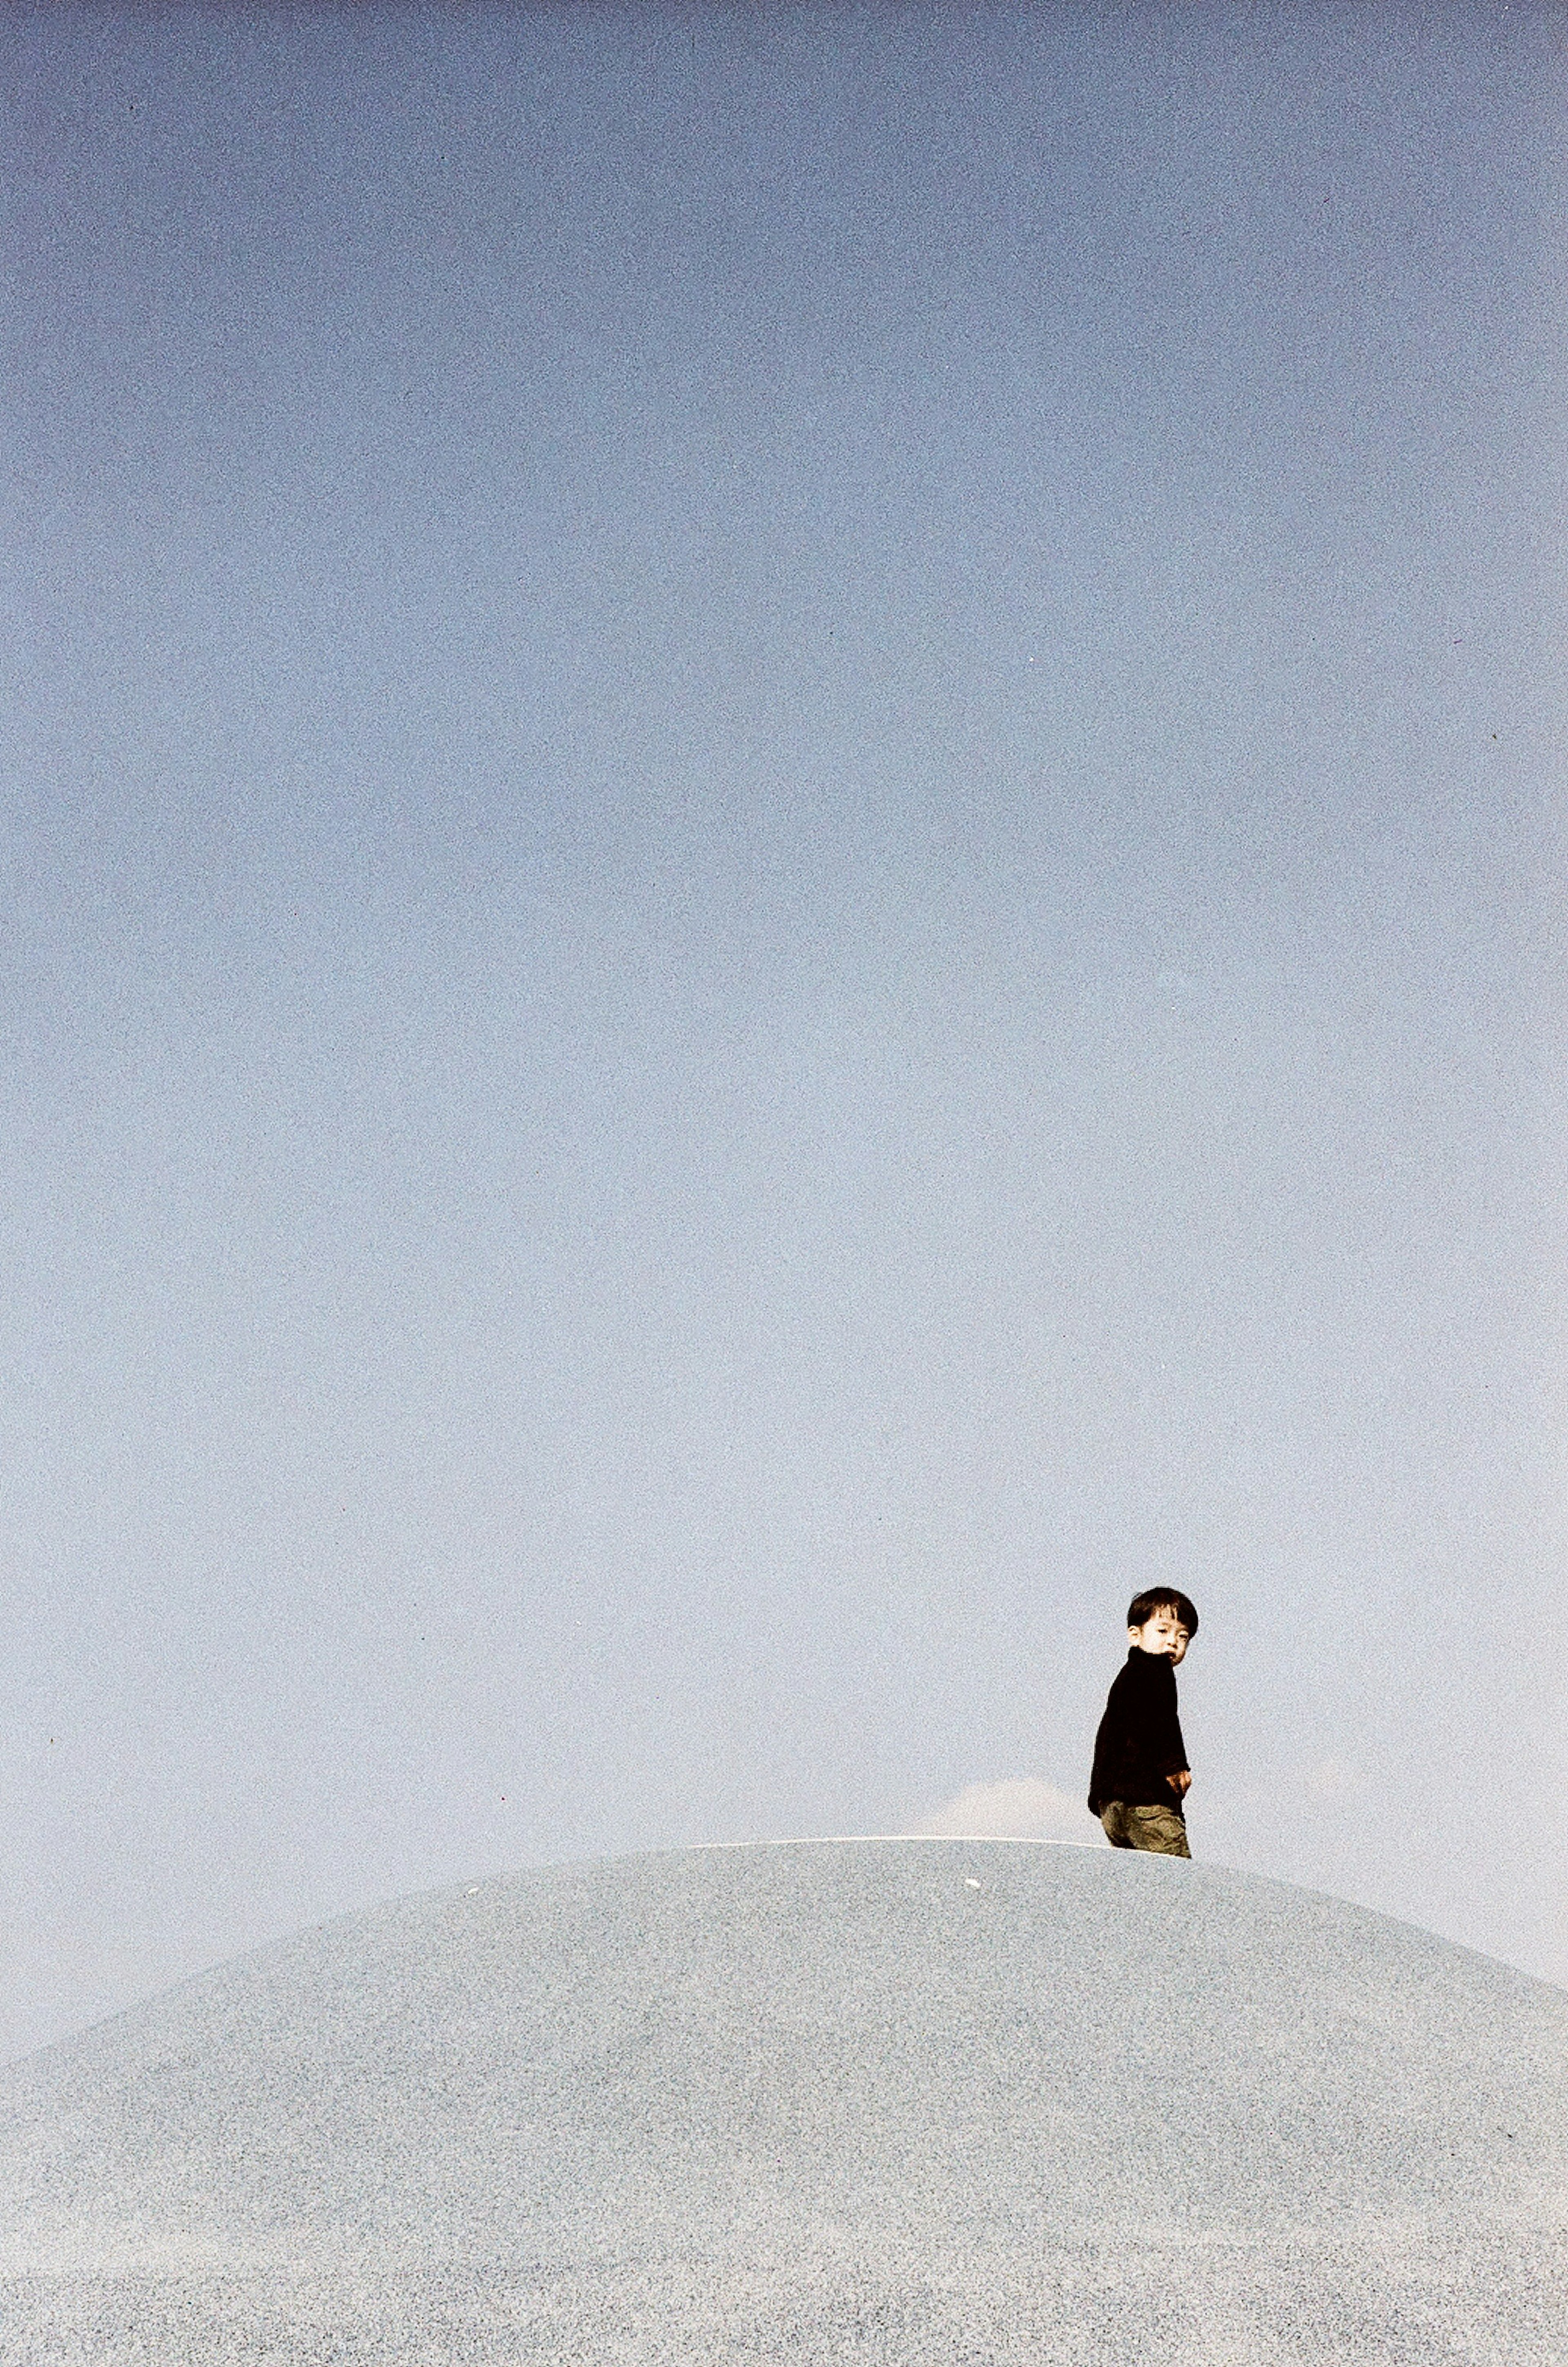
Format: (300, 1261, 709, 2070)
(1129, 1608, 1191, 1664)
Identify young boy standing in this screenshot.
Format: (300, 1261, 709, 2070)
(1087, 1591, 1198, 1858)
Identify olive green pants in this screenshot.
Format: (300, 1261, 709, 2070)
(1100, 1801, 1191, 1857)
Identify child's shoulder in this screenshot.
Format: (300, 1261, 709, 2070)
(1114, 1650, 1171, 1692)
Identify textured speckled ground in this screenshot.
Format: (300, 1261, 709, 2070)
(2, 1838, 1566, 2361)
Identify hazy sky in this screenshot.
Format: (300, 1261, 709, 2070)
(3, 2, 1564, 2060)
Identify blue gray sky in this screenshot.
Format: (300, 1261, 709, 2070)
(2, 2, 1564, 2059)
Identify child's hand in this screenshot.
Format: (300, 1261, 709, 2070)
(1168, 1769, 1192, 1798)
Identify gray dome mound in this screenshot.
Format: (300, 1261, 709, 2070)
(2, 1839, 1566, 2364)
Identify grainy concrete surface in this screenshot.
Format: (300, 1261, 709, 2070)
(2, 1838, 1565, 2361)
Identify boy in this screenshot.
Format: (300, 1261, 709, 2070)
(1087, 1590, 1198, 1858)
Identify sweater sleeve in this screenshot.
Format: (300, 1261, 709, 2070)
(1143, 1656, 1188, 1777)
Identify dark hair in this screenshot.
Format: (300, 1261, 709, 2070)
(1127, 1589, 1198, 1637)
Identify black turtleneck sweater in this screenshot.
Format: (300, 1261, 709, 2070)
(1087, 1647, 1189, 1817)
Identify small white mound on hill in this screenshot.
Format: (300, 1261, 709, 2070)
(911, 1775, 1105, 1841)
